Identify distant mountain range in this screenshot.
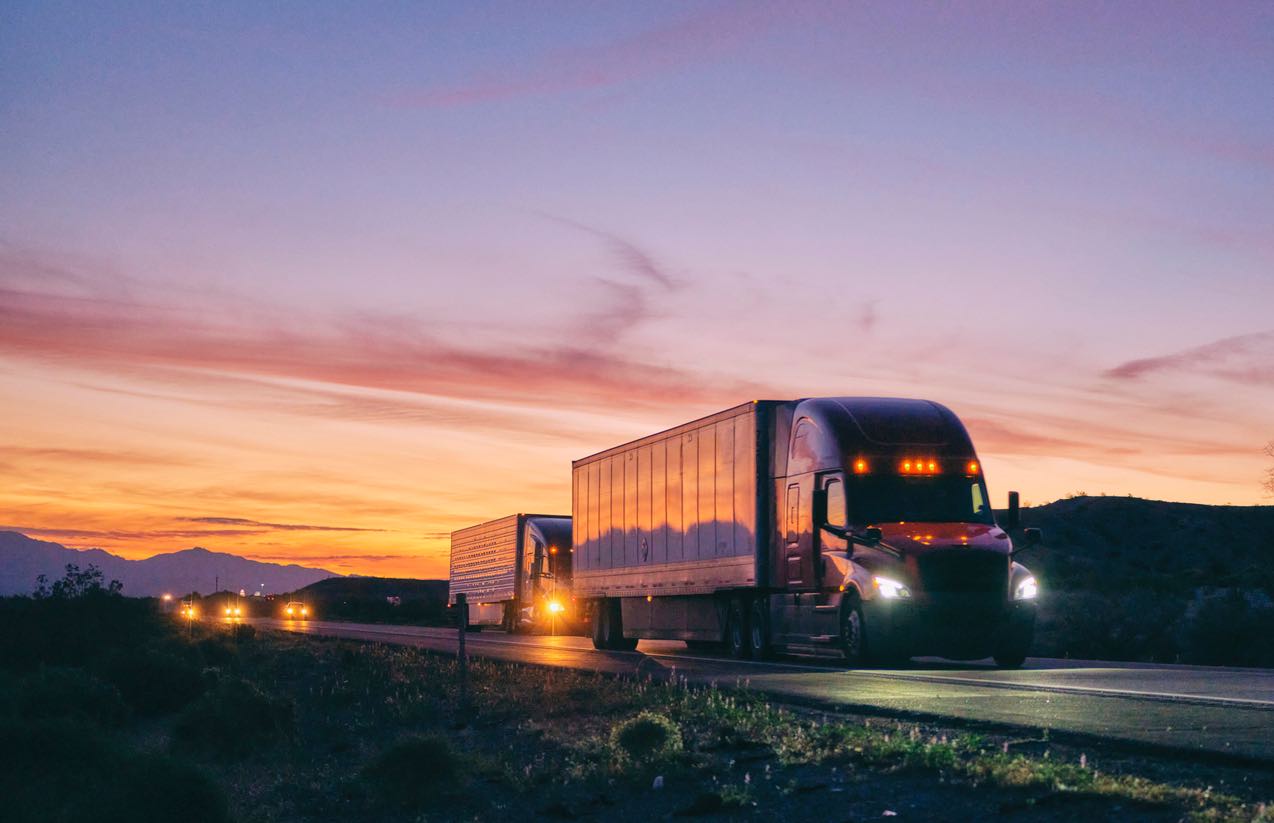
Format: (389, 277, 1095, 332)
(0, 531, 340, 597)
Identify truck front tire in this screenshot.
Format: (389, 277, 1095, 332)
(841, 594, 868, 666)
(726, 598, 751, 659)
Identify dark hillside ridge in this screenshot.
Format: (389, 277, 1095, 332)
(1006, 496, 1274, 596)
(0, 532, 339, 597)
(290, 576, 450, 625)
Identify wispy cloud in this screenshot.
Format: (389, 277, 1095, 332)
(1, 445, 195, 467)
(1104, 331, 1274, 385)
(544, 215, 679, 289)
(177, 517, 384, 533)
(388, 4, 781, 108)
(0, 245, 761, 423)
(3, 525, 267, 541)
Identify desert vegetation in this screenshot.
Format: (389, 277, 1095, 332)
(2, 568, 1273, 822)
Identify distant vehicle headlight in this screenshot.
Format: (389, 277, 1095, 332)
(224, 607, 231, 615)
(300, 607, 308, 617)
(1014, 576, 1039, 600)
(873, 576, 912, 599)
(234, 607, 242, 615)
(286, 607, 293, 615)
(547, 600, 565, 614)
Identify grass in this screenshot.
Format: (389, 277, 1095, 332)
(361, 734, 465, 807)
(2, 597, 1272, 822)
(173, 676, 295, 758)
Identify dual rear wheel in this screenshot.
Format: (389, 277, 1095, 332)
(590, 599, 638, 651)
(724, 596, 773, 660)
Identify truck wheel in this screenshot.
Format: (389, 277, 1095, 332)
(606, 599, 638, 651)
(726, 598, 751, 659)
(840, 595, 868, 666)
(590, 602, 608, 650)
(993, 616, 1033, 668)
(748, 598, 772, 659)
(993, 650, 1027, 669)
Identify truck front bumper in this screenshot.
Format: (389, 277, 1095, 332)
(862, 597, 1036, 661)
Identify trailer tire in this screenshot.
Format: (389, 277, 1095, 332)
(748, 597, 772, 659)
(590, 601, 608, 649)
(840, 594, 868, 666)
(726, 598, 751, 659)
(607, 599, 638, 651)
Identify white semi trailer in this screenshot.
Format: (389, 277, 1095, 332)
(571, 398, 1039, 666)
(448, 513, 575, 632)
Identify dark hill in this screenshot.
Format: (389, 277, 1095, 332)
(1006, 496, 1274, 664)
(1012, 496, 1274, 596)
(0, 532, 339, 597)
(288, 576, 450, 625)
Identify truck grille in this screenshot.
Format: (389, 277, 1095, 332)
(917, 550, 1007, 600)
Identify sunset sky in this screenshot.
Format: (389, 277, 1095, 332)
(3, 2, 1272, 578)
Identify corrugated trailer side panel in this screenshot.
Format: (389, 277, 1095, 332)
(448, 514, 521, 605)
(572, 403, 763, 597)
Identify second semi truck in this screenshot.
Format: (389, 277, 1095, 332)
(448, 514, 576, 633)
(571, 398, 1039, 666)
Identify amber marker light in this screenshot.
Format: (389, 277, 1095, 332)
(966, 461, 980, 476)
(853, 458, 870, 474)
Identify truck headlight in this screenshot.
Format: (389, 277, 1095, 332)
(1014, 576, 1038, 600)
(873, 576, 912, 599)
(547, 600, 565, 614)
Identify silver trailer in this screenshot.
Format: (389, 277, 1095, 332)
(448, 513, 574, 632)
(572, 398, 1039, 666)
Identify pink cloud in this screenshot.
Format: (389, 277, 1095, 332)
(1105, 331, 1274, 385)
(0, 247, 765, 420)
(388, 4, 783, 107)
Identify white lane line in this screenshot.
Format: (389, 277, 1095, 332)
(258, 620, 1274, 710)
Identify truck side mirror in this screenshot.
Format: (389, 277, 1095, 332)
(1005, 491, 1021, 532)
(856, 527, 882, 546)
(1012, 528, 1042, 556)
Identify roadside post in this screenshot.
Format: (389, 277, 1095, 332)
(456, 593, 468, 712)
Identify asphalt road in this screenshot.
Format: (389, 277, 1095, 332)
(249, 618, 1274, 763)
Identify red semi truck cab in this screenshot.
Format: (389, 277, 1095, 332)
(572, 397, 1039, 667)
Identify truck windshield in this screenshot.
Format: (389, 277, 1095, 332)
(849, 476, 994, 525)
